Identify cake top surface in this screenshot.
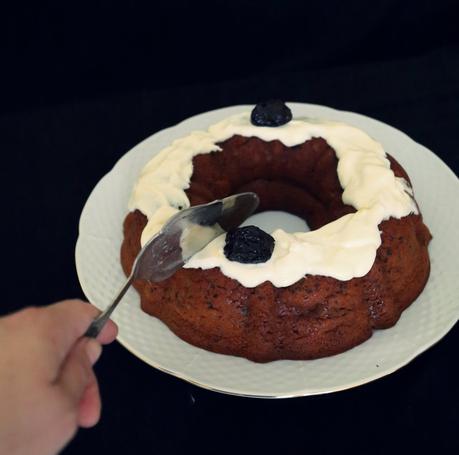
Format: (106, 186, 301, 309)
(128, 109, 417, 287)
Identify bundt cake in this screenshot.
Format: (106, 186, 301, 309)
(121, 101, 431, 363)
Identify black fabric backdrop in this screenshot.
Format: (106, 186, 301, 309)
(1, 2, 458, 454)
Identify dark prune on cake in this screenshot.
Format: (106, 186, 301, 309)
(224, 225, 275, 264)
(250, 100, 292, 127)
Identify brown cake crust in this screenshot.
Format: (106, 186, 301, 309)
(121, 135, 431, 362)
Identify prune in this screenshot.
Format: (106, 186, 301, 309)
(250, 99, 292, 127)
(224, 226, 275, 264)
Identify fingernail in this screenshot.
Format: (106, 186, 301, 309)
(86, 339, 102, 365)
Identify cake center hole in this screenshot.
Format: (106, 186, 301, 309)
(241, 210, 310, 233)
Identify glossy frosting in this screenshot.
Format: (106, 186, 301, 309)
(129, 111, 417, 287)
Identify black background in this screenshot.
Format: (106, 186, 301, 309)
(1, 1, 458, 454)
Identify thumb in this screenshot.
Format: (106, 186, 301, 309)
(57, 338, 102, 408)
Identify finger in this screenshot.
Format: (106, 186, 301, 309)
(56, 338, 102, 409)
(47, 300, 118, 346)
(40, 300, 99, 363)
(97, 318, 118, 345)
(77, 370, 101, 428)
(39, 300, 116, 369)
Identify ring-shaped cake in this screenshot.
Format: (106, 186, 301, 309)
(121, 105, 431, 362)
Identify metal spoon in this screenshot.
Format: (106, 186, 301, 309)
(84, 192, 259, 337)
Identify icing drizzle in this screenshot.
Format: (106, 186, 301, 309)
(129, 111, 417, 287)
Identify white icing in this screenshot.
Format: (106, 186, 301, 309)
(129, 111, 418, 287)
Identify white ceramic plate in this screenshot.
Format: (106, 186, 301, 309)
(75, 103, 459, 398)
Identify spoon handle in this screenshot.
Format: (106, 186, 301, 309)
(84, 275, 133, 338)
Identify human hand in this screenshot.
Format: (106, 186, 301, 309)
(0, 299, 118, 455)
